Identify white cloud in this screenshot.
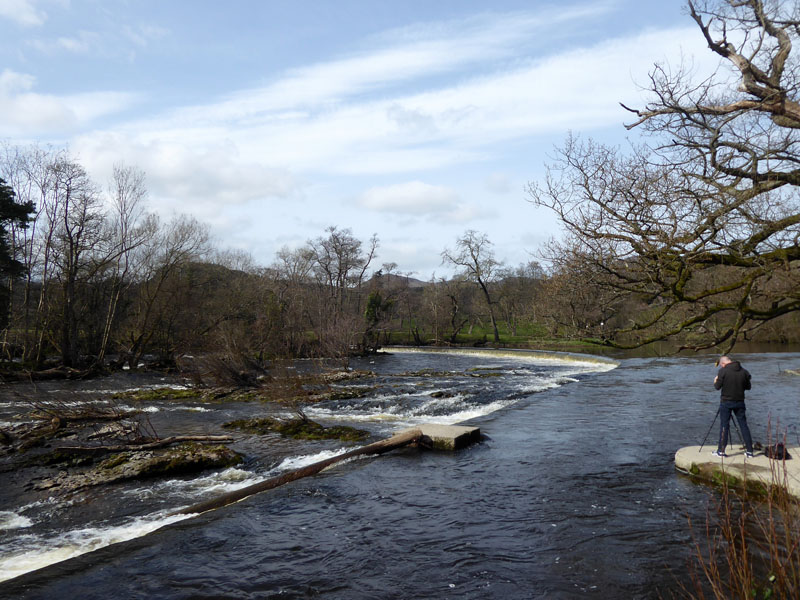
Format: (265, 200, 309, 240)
(72, 132, 301, 217)
(123, 24, 169, 47)
(0, 0, 46, 26)
(0, 69, 76, 133)
(484, 172, 512, 194)
(0, 68, 34, 93)
(49, 14, 717, 238)
(29, 30, 99, 55)
(26, 22, 166, 61)
(381, 238, 443, 279)
(0, 69, 140, 136)
(63, 91, 141, 122)
(386, 104, 437, 135)
(2, 5, 718, 276)
(358, 181, 458, 214)
(58, 36, 90, 53)
(355, 181, 495, 228)
(144, 5, 616, 128)
(0, 3, 726, 278)
(95, 23, 711, 186)
(446, 202, 497, 224)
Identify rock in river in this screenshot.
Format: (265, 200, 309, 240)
(31, 443, 243, 494)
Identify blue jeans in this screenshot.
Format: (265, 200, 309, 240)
(718, 401, 753, 453)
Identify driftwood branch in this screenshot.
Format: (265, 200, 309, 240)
(173, 428, 423, 516)
(35, 411, 135, 424)
(56, 435, 234, 453)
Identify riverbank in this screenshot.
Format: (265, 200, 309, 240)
(675, 445, 800, 497)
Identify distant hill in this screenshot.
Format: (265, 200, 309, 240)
(369, 272, 431, 289)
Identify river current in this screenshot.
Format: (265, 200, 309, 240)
(1, 348, 799, 599)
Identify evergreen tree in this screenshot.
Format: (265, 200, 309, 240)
(0, 178, 35, 330)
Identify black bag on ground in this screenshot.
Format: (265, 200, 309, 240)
(764, 443, 792, 460)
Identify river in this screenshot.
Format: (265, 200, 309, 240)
(1, 348, 799, 599)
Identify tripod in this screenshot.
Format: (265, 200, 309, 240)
(699, 407, 719, 452)
(726, 413, 745, 450)
(699, 406, 746, 453)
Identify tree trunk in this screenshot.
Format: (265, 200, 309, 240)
(477, 281, 500, 342)
(173, 428, 423, 516)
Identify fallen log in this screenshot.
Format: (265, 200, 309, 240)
(33, 410, 136, 423)
(23, 366, 96, 381)
(173, 427, 423, 516)
(56, 435, 235, 453)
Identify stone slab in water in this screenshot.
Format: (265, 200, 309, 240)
(675, 445, 800, 498)
(403, 424, 481, 451)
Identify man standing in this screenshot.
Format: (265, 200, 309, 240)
(712, 356, 754, 458)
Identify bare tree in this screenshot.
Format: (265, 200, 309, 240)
(497, 261, 544, 337)
(49, 157, 106, 367)
(308, 226, 378, 317)
(89, 164, 153, 365)
(442, 230, 503, 342)
(0, 144, 64, 364)
(530, 0, 800, 352)
(121, 215, 210, 369)
(305, 226, 379, 358)
(265, 245, 316, 356)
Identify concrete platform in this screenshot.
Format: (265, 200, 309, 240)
(403, 424, 481, 451)
(675, 445, 800, 497)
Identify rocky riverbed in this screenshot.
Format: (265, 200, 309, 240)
(0, 367, 376, 504)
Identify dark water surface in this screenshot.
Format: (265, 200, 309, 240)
(2, 350, 800, 599)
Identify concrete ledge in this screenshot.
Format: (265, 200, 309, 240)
(675, 445, 800, 498)
(403, 424, 481, 451)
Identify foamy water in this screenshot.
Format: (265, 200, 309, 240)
(385, 346, 618, 369)
(0, 511, 194, 583)
(0, 510, 33, 530)
(307, 348, 616, 429)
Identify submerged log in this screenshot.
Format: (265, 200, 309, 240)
(173, 427, 423, 516)
(23, 366, 97, 381)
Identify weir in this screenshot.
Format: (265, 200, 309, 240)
(174, 423, 481, 517)
(0, 347, 607, 585)
(674, 445, 800, 497)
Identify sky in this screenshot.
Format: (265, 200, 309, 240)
(0, 0, 719, 279)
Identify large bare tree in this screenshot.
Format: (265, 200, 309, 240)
(89, 164, 153, 365)
(442, 230, 503, 343)
(309, 226, 378, 316)
(529, 0, 800, 351)
(49, 157, 106, 367)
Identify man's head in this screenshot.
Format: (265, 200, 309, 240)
(718, 356, 732, 367)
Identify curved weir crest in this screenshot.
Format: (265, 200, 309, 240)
(384, 345, 619, 370)
(305, 346, 619, 428)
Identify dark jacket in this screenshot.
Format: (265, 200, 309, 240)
(714, 361, 751, 403)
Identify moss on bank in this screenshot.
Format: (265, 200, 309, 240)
(685, 461, 773, 497)
(112, 387, 204, 402)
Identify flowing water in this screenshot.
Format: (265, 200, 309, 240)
(1, 348, 799, 599)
